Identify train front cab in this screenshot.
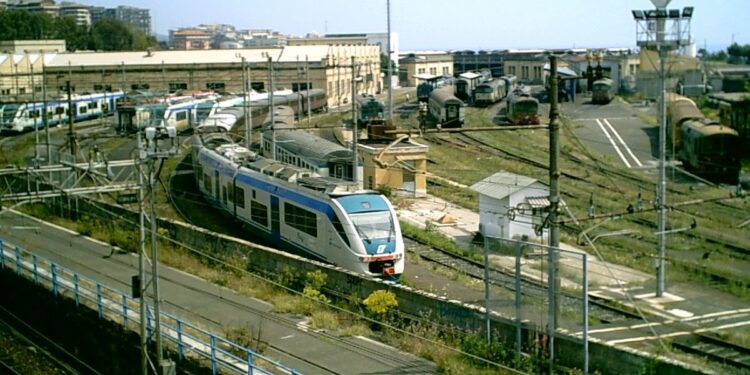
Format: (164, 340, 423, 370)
(332, 194, 404, 280)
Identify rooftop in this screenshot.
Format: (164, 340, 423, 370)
(470, 171, 546, 200)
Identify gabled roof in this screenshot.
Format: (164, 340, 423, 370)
(470, 171, 546, 200)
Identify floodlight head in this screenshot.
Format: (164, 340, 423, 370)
(682, 6, 694, 18)
(650, 0, 671, 9)
(668, 9, 680, 18)
(632, 10, 645, 20)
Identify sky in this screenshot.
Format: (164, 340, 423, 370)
(80, 0, 747, 52)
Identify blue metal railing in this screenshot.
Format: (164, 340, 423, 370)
(0, 239, 301, 375)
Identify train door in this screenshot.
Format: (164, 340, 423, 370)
(270, 196, 281, 245)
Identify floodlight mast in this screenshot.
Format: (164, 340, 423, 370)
(632, 1, 692, 298)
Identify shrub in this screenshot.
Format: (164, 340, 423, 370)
(363, 290, 398, 317)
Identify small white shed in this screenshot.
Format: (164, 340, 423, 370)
(470, 171, 552, 241)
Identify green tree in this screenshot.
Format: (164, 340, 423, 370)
(0, 10, 56, 41)
(89, 18, 134, 51)
(380, 53, 395, 74)
(53, 16, 89, 51)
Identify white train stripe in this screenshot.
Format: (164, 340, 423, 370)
(595, 118, 631, 168)
(603, 118, 643, 167)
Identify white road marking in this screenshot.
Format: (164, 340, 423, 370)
(602, 118, 643, 167)
(581, 308, 750, 336)
(595, 118, 631, 168)
(606, 320, 750, 345)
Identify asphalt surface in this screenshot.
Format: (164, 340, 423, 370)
(0, 210, 436, 375)
(564, 97, 658, 172)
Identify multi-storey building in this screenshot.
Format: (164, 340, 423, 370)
(59, 1, 91, 28)
(6, 0, 59, 17)
(88, 4, 151, 35)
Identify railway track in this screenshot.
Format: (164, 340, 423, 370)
(672, 333, 750, 372)
(403, 236, 643, 325)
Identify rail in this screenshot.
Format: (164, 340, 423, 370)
(0, 238, 301, 375)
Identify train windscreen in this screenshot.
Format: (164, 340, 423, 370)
(350, 211, 394, 242)
(516, 100, 538, 114)
(1, 104, 19, 123)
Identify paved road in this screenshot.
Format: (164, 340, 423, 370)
(0, 210, 436, 375)
(564, 98, 658, 173)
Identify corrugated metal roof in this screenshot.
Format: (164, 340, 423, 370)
(470, 171, 544, 200)
(45, 45, 342, 68)
(524, 196, 566, 209)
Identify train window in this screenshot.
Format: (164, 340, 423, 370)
(227, 184, 233, 203)
(331, 214, 350, 247)
(235, 186, 245, 208)
(79, 106, 87, 114)
(206, 82, 225, 90)
(252, 189, 256, 199)
(250, 82, 264, 92)
(176, 111, 187, 121)
(222, 185, 228, 205)
(169, 83, 188, 92)
(0, 89, 9, 95)
(93, 84, 104, 91)
(55, 107, 65, 115)
(131, 83, 150, 90)
(203, 173, 212, 191)
(284, 202, 317, 237)
(251, 201, 268, 227)
(88, 102, 97, 109)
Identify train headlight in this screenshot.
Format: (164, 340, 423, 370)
(166, 126, 177, 139)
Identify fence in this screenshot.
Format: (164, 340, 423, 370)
(0, 238, 301, 375)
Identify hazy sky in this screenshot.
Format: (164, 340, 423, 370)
(81, 0, 747, 51)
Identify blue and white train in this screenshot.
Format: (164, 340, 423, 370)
(1, 91, 124, 133)
(192, 132, 404, 279)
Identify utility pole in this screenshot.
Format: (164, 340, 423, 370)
(42, 53, 51, 166)
(351, 56, 359, 185)
(305, 55, 311, 126)
(547, 53, 561, 371)
(66, 81, 76, 161)
(137, 133, 148, 375)
(31, 59, 38, 164)
(241, 56, 251, 150)
(136, 127, 178, 375)
(268, 56, 276, 161)
(386, 0, 393, 121)
(297, 56, 302, 124)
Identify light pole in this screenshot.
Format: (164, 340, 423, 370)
(632, 1, 693, 297)
(351, 56, 362, 185)
(386, 0, 393, 121)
